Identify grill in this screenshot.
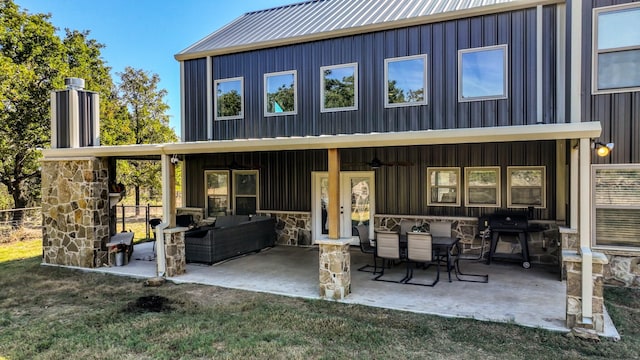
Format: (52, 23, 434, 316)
(486, 212, 531, 268)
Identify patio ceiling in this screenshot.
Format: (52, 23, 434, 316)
(42, 122, 601, 159)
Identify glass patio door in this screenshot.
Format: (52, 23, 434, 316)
(312, 171, 375, 245)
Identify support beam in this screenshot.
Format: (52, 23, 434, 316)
(161, 154, 176, 227)
(327, 149, 340, 239)
(579, 137, 593, 322)
(556, 140, 567, 222)
(570, 139, 579, 228)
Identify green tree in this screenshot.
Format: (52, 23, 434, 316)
(323, 71, 354, 109)
(387, 80, 405, 104)
(115, 67, 177, 211)
(217, 89, 242, 117)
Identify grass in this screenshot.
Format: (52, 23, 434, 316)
(1, 238, 639, 359)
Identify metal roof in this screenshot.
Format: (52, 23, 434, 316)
(176, 0, 558, 60)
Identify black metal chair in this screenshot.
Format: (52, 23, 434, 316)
(430, 221, 488, 283)
(404, 231, 439, 286)
(373, 230, 407, 283)
(354, 225, 379, 273)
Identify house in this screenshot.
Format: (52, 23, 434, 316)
(41, 0, 640, 334)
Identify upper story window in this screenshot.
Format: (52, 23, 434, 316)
(205, 170, 229, 217)
(264, 70, 297, 116)
(384, 54, 428, 107)
(593, 165, 640, 250)
(593, 3, 640, 94)
(320, 63, 358, 112)
(214, 77, 243, 120)
(465, 167, 501, 207)
(427, 167, 460, 207)
(507, 166, 545, 208)
(458, 45, 508, 102)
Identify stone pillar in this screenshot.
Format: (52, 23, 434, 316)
(163, 227, 187, 277)
(41, 158, 110, 268)
(317, 238, 351, 300)
(563, 250, 608, 333)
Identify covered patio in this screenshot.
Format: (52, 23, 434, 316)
(85, 241, 618, 337)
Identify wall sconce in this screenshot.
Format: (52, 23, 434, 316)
(593, 142, 614, 157)
(170, 154, 180, 164)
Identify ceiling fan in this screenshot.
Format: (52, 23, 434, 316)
(345, 157, 413, 169)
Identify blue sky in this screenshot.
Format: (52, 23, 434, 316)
(15, 0, 294, 135)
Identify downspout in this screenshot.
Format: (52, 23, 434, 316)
(570, 0, 592, 325)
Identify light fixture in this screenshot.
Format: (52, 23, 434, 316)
(593, 142, 614, 157)
(170, 154, 180, 164)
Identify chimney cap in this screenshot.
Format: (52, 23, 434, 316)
(65, 77, 85, 90)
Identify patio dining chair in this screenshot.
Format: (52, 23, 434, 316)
(404, 231, 439, 286)
(430, 221, 488, 283)
(354, 225, 379, 274)
(373, 230, 407, 283)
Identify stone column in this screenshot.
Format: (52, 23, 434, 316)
(563, 250, 608, 333)
(41, 158, 110, 268)
(163, 227, 187, 277)
(317, 238, 351, 300)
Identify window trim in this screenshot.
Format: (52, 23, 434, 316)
(464, 167, 501, 208)
(213, 77, 244, 121)
(427, 167, 461, 207)
(506, 166, 546, 209)
(232, 169, 260, 215)
(591, 164, 640, 252)
(264, 70, 298, 117)
(384, 54, 428, 108)
(592, 2, 640, 94)
(458, 44, 509, 102)
(320, 62, 358, 113)
(204, 170, 230, 218)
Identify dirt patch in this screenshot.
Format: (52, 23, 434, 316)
(125, 295, 173, 313)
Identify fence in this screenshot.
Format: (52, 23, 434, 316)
(0, 207, 42, 238)
(115, 204, 163, 241)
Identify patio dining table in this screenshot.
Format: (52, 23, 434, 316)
(400, 234, 489, 283)
(400, 235, 460, 282)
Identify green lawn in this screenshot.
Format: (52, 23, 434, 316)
(1, 239, 639, 359)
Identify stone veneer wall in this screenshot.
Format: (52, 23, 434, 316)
(318, 240, 351, 300)
(561, 227, 640, 287)
(257, 211, 311, 246)
(42, 158, 110, 268)
(163, 228, 186, 277)
(375, 215, 561, 266)
(563, 250, 608, 333)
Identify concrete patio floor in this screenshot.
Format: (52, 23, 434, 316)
(83, 241, 619, 338)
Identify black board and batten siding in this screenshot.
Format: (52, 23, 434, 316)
(583, 0, 640, 165)
(185, 141, 557, 219)
(182, 6, 559, 142)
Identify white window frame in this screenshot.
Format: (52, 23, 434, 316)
(320, 62, 358, 112)
(232, 170, 260, 215)
(458, 45, 508, 102)
(592, 3, 640, 94)
(264, 70, 297, 117)
(427, 167, 461, 207)
(592, 164, 640, 251)
(384, 54, 428, 108)
(213, 77, 244, 120)
(507, 166, 546, 209)
(204, 170, 230, 218)
(464, 167, 501, 208)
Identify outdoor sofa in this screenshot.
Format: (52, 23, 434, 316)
(184, 215, 276, 264)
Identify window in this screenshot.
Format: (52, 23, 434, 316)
(593, 165, 640, 249)
(465, 167, 500, 207)
(427, 167, 460, 206)
(320, 63, 358, 112)
(233, 170, 259, 215)
(593, 3, 640, 93)
(458, 45, 508, 101)
(264, 70, 297, 116)
(384, 54, 428, 107)
(205, 171, 229, 217)
(214, 77, 243, 120)
(507, 166, 545, 208)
